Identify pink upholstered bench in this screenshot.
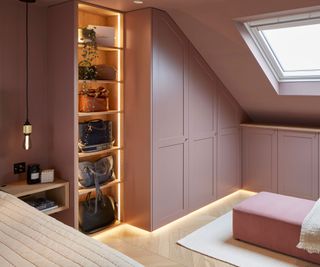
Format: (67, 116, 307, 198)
(233, 192, 320, 264)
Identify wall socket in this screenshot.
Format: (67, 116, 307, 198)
(14, 162, 26, 174)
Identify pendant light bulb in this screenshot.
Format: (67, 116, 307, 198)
(20, 0, 36, 150)
(23, 121, 32, 150)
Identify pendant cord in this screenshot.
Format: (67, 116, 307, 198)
(25, 1, 29, 123)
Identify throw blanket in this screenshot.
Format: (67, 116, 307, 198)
(0, 191, 143, 267)
(297, 198, 320, 254)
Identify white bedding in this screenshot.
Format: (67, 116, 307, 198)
(297, 198, 320, 254)
(0, 191, 143, 267)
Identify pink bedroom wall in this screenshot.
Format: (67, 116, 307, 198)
(47, 1, 77, 227)
(0, 0, 49, 185)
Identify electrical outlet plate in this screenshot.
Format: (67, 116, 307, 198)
(14, 162, 26, 174)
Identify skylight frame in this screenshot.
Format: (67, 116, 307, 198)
(244, 12, 320, 82)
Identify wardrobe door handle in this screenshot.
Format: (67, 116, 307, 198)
(184, 138, 188, 142)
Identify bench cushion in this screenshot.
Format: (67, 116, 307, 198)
(233, 192, 320, 264)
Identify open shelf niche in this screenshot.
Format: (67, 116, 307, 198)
(0, 179, 69, 216)
(76, 3, 124, 232)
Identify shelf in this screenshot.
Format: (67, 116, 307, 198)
(77, 3, 124, 229)
(78, 3, 120, 17)
(45, 206, 69, 215)
(0, 178, 68, 198)
(78, 43, 122, 52)
(78, 80, 122, 84)
(78, 110, 122, 117)
(78, 146, 122, 158)
(0, 179, 69, 216)
(78, 179, 121, 196)
(240, 123, 320, 133)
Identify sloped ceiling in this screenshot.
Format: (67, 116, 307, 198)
(71, 0, 320, 125)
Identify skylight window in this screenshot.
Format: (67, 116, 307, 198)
(245, 13, 320, 82)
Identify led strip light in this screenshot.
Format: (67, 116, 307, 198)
(117, 13, 122, 221)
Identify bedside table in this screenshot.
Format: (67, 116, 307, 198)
(0, 178, 69, 215)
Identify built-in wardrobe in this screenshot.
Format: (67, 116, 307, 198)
(242, 124, 320, 200)
(46, 2, 320, 232)
(46, 1, 246, 230)
(124, 9, 246, 231)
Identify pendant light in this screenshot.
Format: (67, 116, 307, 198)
(20, 0, 36, 150)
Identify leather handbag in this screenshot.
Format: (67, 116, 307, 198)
(78, 120, 113, 152)
(78, 156, 115, 188)
(79, 87, 109, 112)
(78, 180, 115, 233)
(95, 64, 117, 80)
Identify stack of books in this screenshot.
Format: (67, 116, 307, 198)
(24, 198, 58, 212)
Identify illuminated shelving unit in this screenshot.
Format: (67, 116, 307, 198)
(76, 3, 124, 231)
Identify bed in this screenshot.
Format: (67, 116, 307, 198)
(0, 191, 143, 267)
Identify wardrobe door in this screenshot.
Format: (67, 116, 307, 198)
(188, 46, 217, 211)
(217, 84, 241, 199)
(152, 10, 188, 229)
(278, 130, 318, 200)
(242, 127, 277, 193)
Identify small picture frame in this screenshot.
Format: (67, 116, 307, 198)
(41, 169, 54, 183)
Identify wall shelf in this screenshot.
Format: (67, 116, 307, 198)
(78, 110, 121, 117)
(76, 2, 124, 232)
(0, 179, 69, 216)
(78, 146, 122, 159)
(45, 206, 69, 215)
(78, 43, 122, 52)
(78, 80, 122, 84)
(78, 179, 121, 196)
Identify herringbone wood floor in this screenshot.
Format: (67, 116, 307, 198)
(92, 190, 255, 267)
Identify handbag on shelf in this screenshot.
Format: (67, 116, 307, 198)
(78, 156, 115, 188)
(78, 119, 113, 153)
(79, 86, 110, 112)
(78, 176, 116, 233)
(95, 64, 117, 81)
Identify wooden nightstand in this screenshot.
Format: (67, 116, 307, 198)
(0, 178, 69, 215)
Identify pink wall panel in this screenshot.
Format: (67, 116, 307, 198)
(47, 1, 77, 226)
(217, 84, 241, 130)
(278, 130, 319, 200)
(152, 10, 188, 229)
(0, 0, 49, 185)
(1, 0, 76, 226)
(189, 138, 214, 210)
(153, 11, 186, 141)
(242, 127, 277, 193)
(188, 45, 217, 210)
(217, 127, 241, 198)
(153, 144, 185, 228)
(124, 9, 153, 230)
(188, 46, 216, 137)
(217, 84, 242, 198)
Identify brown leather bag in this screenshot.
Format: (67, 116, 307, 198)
(79, 87, 109, 112)
(95, 65, 117, 81)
